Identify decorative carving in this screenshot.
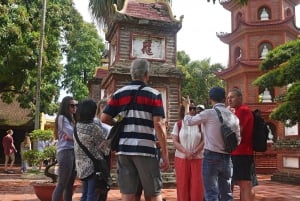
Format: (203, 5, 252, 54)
(131, 34, 165, 60)
(141, 40, 154, 55)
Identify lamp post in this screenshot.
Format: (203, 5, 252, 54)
(34, 0, 47, 129)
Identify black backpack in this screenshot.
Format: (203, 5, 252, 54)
(215, 108, 238, 153)
(252, 109, 269, 152)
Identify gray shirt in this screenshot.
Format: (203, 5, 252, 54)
(184, 103, 240, 154)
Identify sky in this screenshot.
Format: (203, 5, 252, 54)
(72, 0, 300, 66)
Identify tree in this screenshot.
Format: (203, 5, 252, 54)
(177, 51, 225, 106)
(0, 0, 73, 113)
(62, 10, 105, 101)
(0, 1, 105, 115)
(253, 39, 300, 126)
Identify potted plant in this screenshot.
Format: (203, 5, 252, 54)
(22, 129, 69, 201)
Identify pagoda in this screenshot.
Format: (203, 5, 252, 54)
(217, 0, 300, 183)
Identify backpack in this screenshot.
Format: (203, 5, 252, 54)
(252, 109, 269, 152)
(215, 108, 238, 153)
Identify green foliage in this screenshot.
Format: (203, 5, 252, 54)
(23, 150, 44, 167)
(177, 51, 225, 107)
(43, 145, 56, 160)
(0, 0, 71, 112)
(22, 145, 56, 167)
(254, 39, 300, 126)
(62, 14, 105, 100)
(0, 1, 105, 116)
(29, 129, 54, 141)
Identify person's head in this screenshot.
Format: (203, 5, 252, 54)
(55, 96, 77, 138)
(130, 58, 150, 82)
(209, 87, 226, 104)
(188, 102, 197, 116)
(23, 135, 31, 144)
(196, 104, 205, 113)
(57, 96, 78, 117)
(6, 129, 13, 136)
(77, 99, 97, 123)
(96, 98, 108, 118)
(227, 87, 243, 109)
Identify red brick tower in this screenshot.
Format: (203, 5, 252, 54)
(93, 0, 183, 127)
(217, 0, 300, 182)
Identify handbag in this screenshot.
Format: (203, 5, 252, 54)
(74, 127, 112, 195)
(215, 108, 238, 153)
(107, 84, 145, 151)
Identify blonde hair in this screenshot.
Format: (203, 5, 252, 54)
(23, 136, 31, 147)
(6, 129, 13, 135)
(96, 98, 108, 118)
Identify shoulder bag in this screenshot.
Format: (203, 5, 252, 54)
(214, 108, 238, 153)
(74, 127, 112, 195)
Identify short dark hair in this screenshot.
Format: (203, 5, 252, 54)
(209, 87, 225, 102)
(77, 99, 97, 123)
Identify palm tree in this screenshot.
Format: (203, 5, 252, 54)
(88, 0, 247, 28)
(88, 0, 173, 28)
(88, 0, 124, 27)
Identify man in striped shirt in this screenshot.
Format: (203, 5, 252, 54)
(101, 58, 169, 201)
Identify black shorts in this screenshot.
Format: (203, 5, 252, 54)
(232, 155, 254, 181)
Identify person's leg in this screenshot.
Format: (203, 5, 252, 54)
(52, 149, 75, 201)
(63, 150, 76, 201)
(118, 155, 139, 201)
(202, 150, 222, 201)
(4, 154, 9, 171)
(218, 155, 233, 201)
(133, 156, 163, 201)
(190, 158, 204, 201)
(237, 180, 254, 201)
(232, 155, 254, 201)
(174, 157, 189, 201)
(86, 175, 100, 201)
(80, 180, 88, 201)
(9, 153, 15, 170)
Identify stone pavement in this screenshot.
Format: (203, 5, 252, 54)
(0, 167, 300, 201)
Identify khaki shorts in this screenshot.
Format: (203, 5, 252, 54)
(117, 155, 162, 197)
(5, 153, 15, 161)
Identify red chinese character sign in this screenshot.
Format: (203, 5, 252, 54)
(131, 34, 165, 61)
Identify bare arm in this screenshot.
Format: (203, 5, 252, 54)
(153, 116, 169, 171)
(100, 113, 115, 126)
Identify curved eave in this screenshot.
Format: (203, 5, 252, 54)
(217, 15, 300, 43)
(114, 0, 183, 24)
(220, 0, 242, 11)
(215, 60, 263, 80)
(106, 12, 182, 41)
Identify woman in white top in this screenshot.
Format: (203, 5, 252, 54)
(171, 102, 204, 201)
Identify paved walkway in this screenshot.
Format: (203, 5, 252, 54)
(0, 168, 300, 201)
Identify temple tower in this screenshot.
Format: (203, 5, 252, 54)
(217, 0, 300, 183)
(94, 0, 183, 128)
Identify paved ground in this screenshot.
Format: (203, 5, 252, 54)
(0, 167, 300, 201)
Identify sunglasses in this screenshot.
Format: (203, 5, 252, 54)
(69, 103, 78, 108)
(189, 107, 196, 111)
